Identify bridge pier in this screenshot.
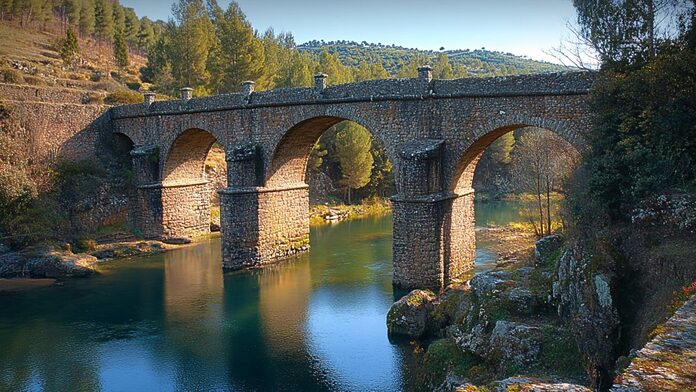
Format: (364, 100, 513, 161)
(219, 185, 310, 270)
(130, 144, 211, 239)
(218, 143, 310, 270)
(392, 190, 475, 289)
(392, 139, 475, 290)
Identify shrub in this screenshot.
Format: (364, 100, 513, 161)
(83, 92, 104, 105)
(75, 238, 97, 253)
(1, 68, 24, 84)
(105, 90, 143, 105)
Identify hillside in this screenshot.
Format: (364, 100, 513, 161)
(298, 40, 569, 77)
(0, 21, 147, 102)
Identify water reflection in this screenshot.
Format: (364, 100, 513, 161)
(0, 207, 510, 392)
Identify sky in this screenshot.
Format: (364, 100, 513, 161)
(120, 0, 580, 64)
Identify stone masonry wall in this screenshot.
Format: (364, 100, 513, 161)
(161, 182, 211, 238)
(219, 185, 309, 269)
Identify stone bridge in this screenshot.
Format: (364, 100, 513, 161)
(109, 67, 595, 289)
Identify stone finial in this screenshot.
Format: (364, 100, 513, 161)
(314, 73, 328, 92)
(143, 92, 156, 105)
(241, 81, 255, 97)
(180, 87, 193, 100)
(418, 66, 433, 82)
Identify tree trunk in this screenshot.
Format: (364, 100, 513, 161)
(536, 172, 544, 236)
(546, 177, 552, 234)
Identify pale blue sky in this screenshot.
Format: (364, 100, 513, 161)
(120, 0, 579, 63)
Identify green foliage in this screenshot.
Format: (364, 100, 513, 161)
(208, 1, 264, 92)
(423, 338, 479, 385)
(540, 325, 585, 377)
(60, 28, 80, 67)
(113, 28, 129, 70)
(489, 132, 515, 164)
(334, 121, 374, 203)
(580, 43, 696, 219)
(104, 89, 142, 104)
(94, 0, 114, 44)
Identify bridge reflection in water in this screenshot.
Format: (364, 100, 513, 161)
(0, 201, 521, 391)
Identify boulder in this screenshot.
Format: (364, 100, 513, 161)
(470, 270, 514, 298)
(24, 251, 96, 278)
(163, 236, 192, 245)
(492, 377, 591, 392)
(535, 234, 563, 266)
(486, 321, 543, 372)
(386, 289, 438, 338)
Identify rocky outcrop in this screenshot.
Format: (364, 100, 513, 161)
(386, 289, 438, 338)
(487, 321, 543, 372)
(611, 294, 696, 391)
(490, 377, 591, 392)
(552, 242, 620, 390)
(0, 249, 96, 278)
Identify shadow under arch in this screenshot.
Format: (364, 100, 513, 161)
(153, 127, 227, 238)
(161, 128, 221, 186)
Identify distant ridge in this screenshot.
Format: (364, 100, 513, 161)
(297, 40, 569, 77)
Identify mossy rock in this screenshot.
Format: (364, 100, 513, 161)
(387, 289, 438, 338)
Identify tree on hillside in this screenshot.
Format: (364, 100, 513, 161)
(136, 17, 156, 52)
(59, 27, 80, 67)
(123, 7, 139, 49)
(65, 0, 81, 29)
(334, 122, 374, 204)
(94, 0, 114, 46)
(276, 51, 314, 88)
(113, 28, 129, 75)
(78, 0, 95, 37)
(433, 52, 453, 79)
(169, 0, 215, 91)
(318, 48, 352, 84)
(208, 1, 264, 92)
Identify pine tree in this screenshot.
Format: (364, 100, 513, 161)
(65, 0, 81, 28)
(209, 1, 264, 92)
(318, 48, 351, 84)
(94, 0, 114, 45)
(170, 0, 215, 90)
(59, 27, 80, 67)
(78, 0, 94, 37)
(136, 17, 155, 52)
(334, 122, 374, 204)
(111, 2, 125, 39)
(123, 7, 139, 49)
(113, 28, 129, 74)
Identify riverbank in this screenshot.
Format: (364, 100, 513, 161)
(309, 197, 391, 226)
(387, 234, 590, 391)
(0, 238, 194, 290)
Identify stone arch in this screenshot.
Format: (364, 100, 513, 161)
(157, 127, 226, 238)
(450, 115, 587, 193)
(265, 115, 394, 189)
(162, 128, 219, 186)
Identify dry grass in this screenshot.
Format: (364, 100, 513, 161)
(0, 21, 147, 94)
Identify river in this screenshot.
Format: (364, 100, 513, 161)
(0, 202, 522, 391)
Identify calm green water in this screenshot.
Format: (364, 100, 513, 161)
(0, 205, 512, 392)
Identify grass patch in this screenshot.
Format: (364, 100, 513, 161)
(540, 325, 585, 378)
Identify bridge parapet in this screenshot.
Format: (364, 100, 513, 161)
(110, 71, 596, 120)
